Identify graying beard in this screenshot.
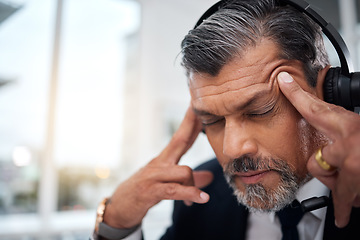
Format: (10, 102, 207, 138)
(229, 178, 297, 213)
(224, 156, 309, 213)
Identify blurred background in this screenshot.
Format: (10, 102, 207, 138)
(0, 0, 359, 239)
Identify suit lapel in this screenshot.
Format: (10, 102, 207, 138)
(238, 204, 249, 240)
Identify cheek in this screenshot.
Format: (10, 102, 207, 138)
(274, 106, 311, 176)
(206, 132, 226, 163)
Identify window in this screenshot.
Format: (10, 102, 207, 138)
(0, 0, 140, 238)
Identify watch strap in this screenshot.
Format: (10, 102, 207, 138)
(98, 222, 140, 240)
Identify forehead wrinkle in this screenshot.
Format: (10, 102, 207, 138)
(190, 39, 292, 116)
(192, 76, 255, 99)
(190, 62, 268, 92)
(190, 59, 286, 99)
(192, 84, 273, 116)
(193, 82, 265, 100)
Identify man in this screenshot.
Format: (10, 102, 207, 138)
(92, 0, 360, 239)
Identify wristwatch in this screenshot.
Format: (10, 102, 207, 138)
(95, 197, 109, 234)
(93, 197, 140, 240)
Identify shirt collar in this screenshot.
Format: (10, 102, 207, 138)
(267, 178, 330, 222)
(296, 177, 330, 220)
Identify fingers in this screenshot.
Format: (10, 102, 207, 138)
(155, 106, 203, 166)
(152, 171, 210, 207)
(306, 147, 352, 228)
(149, 167, 213, 196)
(193, 170, 214, 189)
(307, 139, 360, 228)
(157, 183, 210, 204)
(277, 72, 348, 140)
(106, 107, 206, 229)
(333, 152, 360, 227)
(184, 170, 213, 206)
(142, 107, 207, 205)
(332, 178, 356, 227)
(137, 165, 210, 206)
(106, 164, 210, 228)
(278, 71, 360, 228)
(307, 146, 338, 180)
(145, 165, 195, 184)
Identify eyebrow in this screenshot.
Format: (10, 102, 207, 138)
(193, 89, 272, 117)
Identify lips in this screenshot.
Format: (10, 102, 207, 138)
(235, 170, 271, 184)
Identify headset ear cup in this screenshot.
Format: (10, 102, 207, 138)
(323, 67, 340, 105)
(350, 72, 360, 107)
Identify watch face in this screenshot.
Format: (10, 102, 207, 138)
(95, 198, 109, 232)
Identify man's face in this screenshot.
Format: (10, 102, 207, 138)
(189, 39, 325, 212)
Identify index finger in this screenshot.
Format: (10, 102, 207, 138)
(277, 71, 346, 139)
(155, 106, 203, 165)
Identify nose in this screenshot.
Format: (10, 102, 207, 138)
(222, 120, 258, 159)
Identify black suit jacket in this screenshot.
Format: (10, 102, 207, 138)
(160, 159, 360, 240)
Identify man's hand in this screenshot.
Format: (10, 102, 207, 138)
(277, 71, 360, 228)
(103, 107, 213, 229)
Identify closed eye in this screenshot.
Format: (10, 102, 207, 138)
(247, 104, 276, 118)
(202, 118, 224, 127)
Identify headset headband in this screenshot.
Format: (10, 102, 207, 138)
(194, 0, 353, 76)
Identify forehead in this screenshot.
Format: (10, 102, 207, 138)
(189, 39, 285, 114)
(189, 39, 280, 93)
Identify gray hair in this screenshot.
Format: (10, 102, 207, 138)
(181, 0, 330, 87)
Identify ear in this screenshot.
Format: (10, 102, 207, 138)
(315, 65, 331, 100)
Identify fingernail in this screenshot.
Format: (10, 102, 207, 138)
(335, 219, 345, 228)
(277, 72, 294, 83)
(200, 192, 209, 202)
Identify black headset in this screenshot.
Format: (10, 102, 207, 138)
(194, 0, 360, 112)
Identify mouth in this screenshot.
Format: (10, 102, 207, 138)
(234, 170, 271, 184)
